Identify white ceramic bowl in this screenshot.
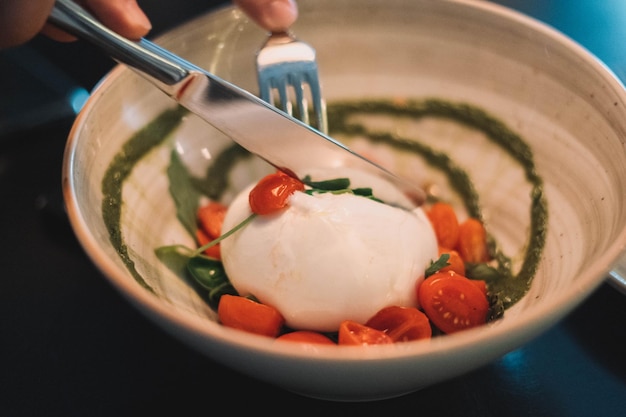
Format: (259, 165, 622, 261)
(63, 0, 626, 401)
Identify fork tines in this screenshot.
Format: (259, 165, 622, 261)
(256, 32, 328, 134)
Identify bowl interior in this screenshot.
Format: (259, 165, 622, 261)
(63, 0, 626, 400)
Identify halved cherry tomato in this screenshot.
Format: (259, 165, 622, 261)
(248, 171, 305, 215)
(437, 246, 465, 276)
(217, 294, 285, 337)
(276, 331, 335, 345)
(195, 228, 221, 259)
(365, 306, 431, 342)
(456, 218, 489, 263)
(418, 271, 489, 334)
(470, 279, 488, 297)
(426, 202, 460, 249)
(197, 201, 227, 239)
(338, 320, 393, 345)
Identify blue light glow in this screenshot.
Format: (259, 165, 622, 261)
(67, 88, 90, 114)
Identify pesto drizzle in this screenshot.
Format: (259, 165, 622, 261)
(101, 106, 188, 292)
(102, 99, 547, 309)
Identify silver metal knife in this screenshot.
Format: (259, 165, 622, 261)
(49, 0, 425, 208)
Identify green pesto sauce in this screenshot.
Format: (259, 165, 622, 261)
(101, 99, 547, 309)
(101, 106, 188, 292)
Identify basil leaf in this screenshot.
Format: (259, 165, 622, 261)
(167, 150, 201, 237)
(155, 245, 193, 277)
(425, 254, 450, 277)
(352, 187, 374, 197)
(187, 255, 238, 309)
(303, 176, 351, 190)
(465, 262, 502, 282)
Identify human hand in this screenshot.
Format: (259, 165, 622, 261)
(234, 0, 298, 32)
(0, 0, 298, 49)
(0, 0, 152, 49)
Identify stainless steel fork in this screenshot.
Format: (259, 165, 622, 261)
(256, 32, 328, 134)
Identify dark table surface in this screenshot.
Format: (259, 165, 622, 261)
(2, 1, 625, 415)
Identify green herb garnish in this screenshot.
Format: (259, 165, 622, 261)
(302, 176, 384, 203)
(187, 255, 238, 309)
(192, 213, 257, 257)
(302, 176, 351, 190)
(425, 253, 451, 277)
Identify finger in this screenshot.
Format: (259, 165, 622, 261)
(41, 23, 78, 43)
(234, 0, 298, 32)
(83, 0, 152, 40)
(0, 0, 55, 48)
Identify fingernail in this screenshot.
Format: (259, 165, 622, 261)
(126, 1, 152, 32)
(267, 0, 298, 31)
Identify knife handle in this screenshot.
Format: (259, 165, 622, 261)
(49, 0, 195, 86)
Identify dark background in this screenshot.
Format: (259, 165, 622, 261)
(1, 1, 626, 415)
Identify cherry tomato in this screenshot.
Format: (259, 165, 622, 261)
(276, 331, 335, 345)
(365, 306, 432, 342)
(470, 279, 488, 297)
(456, 218, 489, 263)
(426, 202, 460, 249)
(338, 320, 393, 345)
(217, 294, 285, 337)
(438, 246, 465, 275)
(195, 229, 221, 259)
(418, 271, 489, 334)
(197, 201, 228, 238)
(248, 171, 305, 215)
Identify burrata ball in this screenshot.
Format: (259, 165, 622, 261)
(220, 169, 438, 332)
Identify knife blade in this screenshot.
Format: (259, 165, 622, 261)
(49, 0, 425, 209)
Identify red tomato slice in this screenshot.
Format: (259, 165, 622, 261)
(195, 229, 221, 259)
(418, 271, 489, 334)
(217, 295, 285, 337)
(197, 201, 228, 238)
(456, 218, 490, 263)
(365, 306, 432, 342)
(338, 320, 393, 345)
(276, 331, 335, 345)
(470, 279, 488, 297)
(438, 246, 466, 276)
(248, 171, 305, 215)
(426, 202, 460, 249)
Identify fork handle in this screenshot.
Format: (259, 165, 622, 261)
(49, 0, 194, 86)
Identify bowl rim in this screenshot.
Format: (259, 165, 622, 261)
(62, 0, 626, 363)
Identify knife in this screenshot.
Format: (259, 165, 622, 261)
(49, 0, 425, 208)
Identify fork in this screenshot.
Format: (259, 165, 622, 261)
(256, 32, 328, 134)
